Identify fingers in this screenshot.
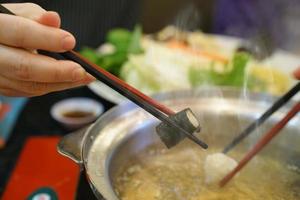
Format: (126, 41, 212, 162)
(37, 11, 61, 28)
(0, 88, 35, 97)
(294, 67, 300, 80)
(0, 13, 75, 52)
(0, 74, 94, 97)
(3, 3, 61, 28)
(0, 3, 94, 97)
(0, 44, 90, 82)
(2, 3, 46, 21)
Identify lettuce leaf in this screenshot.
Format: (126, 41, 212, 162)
(189, 52, 250, 87)
(222, 52, 250, 86)
(128, 25, 143, 54)
(80, 25, 143, 76)
(106, 29, 131, 52)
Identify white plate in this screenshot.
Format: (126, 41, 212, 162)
(88, 81, 126, 104)
(88, 35, 300, 104)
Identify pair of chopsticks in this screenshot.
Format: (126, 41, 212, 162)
(223, 82, 300, 153)
(220, 82, 300, 186)
(0, 5, 208, 149)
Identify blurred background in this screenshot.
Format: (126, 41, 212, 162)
(141, 0, 300, 53)
(141, 0, 214, 33)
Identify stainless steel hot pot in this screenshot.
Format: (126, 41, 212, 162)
(57, 88, 300, 200)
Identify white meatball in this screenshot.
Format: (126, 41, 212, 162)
(204, 153, 238, 184)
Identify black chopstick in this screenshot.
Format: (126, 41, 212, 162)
(0, 5, 208, 149)
(0, 3, 14, 15)
(220, 101, 300, 187)
(223, 81, 300, 153)
(62, 51, 208, 148)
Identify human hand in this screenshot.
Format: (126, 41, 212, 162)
(294, 67, 300, 80)
(0, 3, 95, 97)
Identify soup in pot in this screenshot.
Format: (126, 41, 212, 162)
(114, 145, 300, 200)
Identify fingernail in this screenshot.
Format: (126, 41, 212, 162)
(62, 35, 75, 50)
(72, 68, 86, 81)
(78, 74, 95, 84)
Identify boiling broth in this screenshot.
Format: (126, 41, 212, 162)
(114, 145, 300, 200)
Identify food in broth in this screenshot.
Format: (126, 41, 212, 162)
(114, 146, 300, 200)
(204, 153, 237, 184)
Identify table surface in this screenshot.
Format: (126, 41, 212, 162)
(0, 86, 115, 199)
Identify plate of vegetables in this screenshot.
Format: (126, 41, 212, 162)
(81, 26, 300, 104)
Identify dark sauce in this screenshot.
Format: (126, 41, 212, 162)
(62, 110, 94, 118)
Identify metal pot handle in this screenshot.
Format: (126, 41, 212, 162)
(57, 125, 93, 164)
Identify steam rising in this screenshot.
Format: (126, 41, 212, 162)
(173, 3, 201, 32)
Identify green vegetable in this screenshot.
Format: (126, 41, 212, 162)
(80, 47, 100, 63)
(128, 25, 143, 54)
(80, 25, 144, 76)
(189, 68, 215, 86)
(106, 28, 131, 51)
(189, 52, 250, 87)
(222, 52, 250, 86)
(97, 52, 127, 75)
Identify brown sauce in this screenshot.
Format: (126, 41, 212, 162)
(62, 110, 94, 118)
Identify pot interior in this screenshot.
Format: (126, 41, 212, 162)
(85, 89, 300, 200)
